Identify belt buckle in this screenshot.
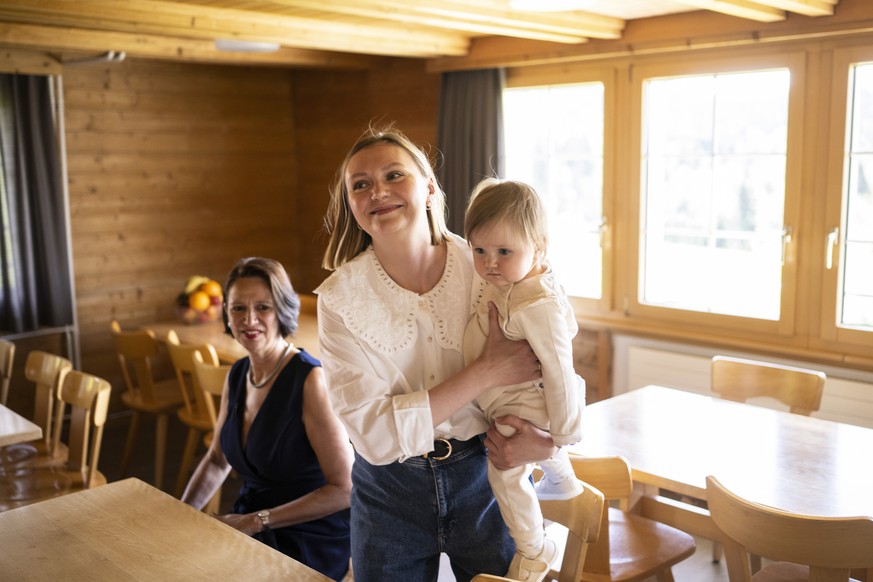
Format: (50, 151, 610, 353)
(425, 437, 452, 461)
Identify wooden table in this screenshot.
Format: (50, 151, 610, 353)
(0, 477, 331, 581)
(145, 294, 320, 363)
(572, 385, 873, 539)
(0, 404, 41, 447)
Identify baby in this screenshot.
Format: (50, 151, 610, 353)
(463, 178, 586, 582)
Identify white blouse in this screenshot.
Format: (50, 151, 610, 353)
(315, 235, 488, 465)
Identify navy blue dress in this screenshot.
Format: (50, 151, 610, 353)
(222, 350, 351, 580)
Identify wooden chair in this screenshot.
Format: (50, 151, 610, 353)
(165, 330, 219, 496)
(575, 455, 696, 582)
(711, 355, 826, 415)
(0, 370, 111, 512)
(0, 351, 72, 469)
(191, 350, 230, 443)
(0, 339, 14, 406)
(471, 465, 605, 582)
(111, 320, 185, 490)
(707, 475, 873, 582)
(537, 461, 606, 582)
(191, 350, 231, 514)
(709, 355, 827, 563)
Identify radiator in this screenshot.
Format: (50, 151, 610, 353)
(625, 345, 873, 429)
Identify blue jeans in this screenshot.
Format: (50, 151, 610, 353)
(350, 439, 514, 582)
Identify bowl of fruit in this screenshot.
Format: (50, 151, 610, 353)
(176, 275, 223, 324)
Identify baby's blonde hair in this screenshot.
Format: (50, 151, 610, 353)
(464, 178, 548, 257)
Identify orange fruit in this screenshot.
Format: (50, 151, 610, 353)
(188, 290, 211, 312)
(200, 280, 223, 298)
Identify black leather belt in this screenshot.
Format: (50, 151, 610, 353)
(423, 436, 482, 461)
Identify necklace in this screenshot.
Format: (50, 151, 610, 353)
(248, 342, 291, 389)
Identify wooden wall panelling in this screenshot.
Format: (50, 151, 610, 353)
(63, 59, 298, 401)
(573, 325, 612, 404)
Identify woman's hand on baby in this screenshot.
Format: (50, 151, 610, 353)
(479, 302, 541, 388)
(485, 415, 557, 470)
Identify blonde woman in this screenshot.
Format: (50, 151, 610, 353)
(316, 126, 556, 581)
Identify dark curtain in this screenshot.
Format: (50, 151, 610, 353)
(436, 68, 505, 236)
(0, 74, 74, 333)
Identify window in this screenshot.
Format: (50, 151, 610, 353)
(640, 69, 791, 320)
(823, 47, 873, 350)
(840, 62, 873, 330)
(501, 43, 870, 361)
(503, 82, 605, 300)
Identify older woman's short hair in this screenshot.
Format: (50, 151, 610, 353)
(222, 257, 300, 338)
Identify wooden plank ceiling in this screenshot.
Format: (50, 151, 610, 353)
(0, 0, 842, 69)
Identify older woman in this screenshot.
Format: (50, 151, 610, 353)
(316, 125, 557, 581)
(181, 257, 352, 581)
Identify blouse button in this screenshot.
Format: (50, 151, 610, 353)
(427, 336, 433, 343)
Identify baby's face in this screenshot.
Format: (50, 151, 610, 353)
(469, 222, 539, 290)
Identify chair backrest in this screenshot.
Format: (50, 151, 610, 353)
(110, 320, 165, 404)
(0, 339, 15, 406)
(539, 461, 605, 582)
(166, 330, 219, 419)
(707, 475, 873, 582)
(478, 463, 605, 582)
(711, 355, 826, 415)
(24, 350, 73, 449)
(55, 370, 112, 488)
(191, 350, 231, 428)
(567, 455, 634, 575)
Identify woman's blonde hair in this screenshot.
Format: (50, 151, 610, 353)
(464, 178, 549, 257)
(322, 124, 451, 270)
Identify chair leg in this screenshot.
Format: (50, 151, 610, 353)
(750, 554, 762, 574)
(712, 541, 723, 562)
(120, 412, 141, 477)
(154, 413, 168, 490)
(175, 427, 201, 497)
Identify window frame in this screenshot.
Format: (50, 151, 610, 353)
(504, 64, 617, 314)
(624, 51, 806, 338)
(819, 43, 873, 354)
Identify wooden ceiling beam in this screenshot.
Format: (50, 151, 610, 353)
(258, 0, 624, 42)
(670, 0, 786, 22)
(0, 22, 387, 69)
(748, 0, 836, 16)
(0, 0, 471, 57)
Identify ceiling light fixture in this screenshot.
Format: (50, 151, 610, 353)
(214, 39, 280, 53)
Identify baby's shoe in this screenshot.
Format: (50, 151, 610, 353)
(534, 476, 585, 501)
(504, 537, 558, 582)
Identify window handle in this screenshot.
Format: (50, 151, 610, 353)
(599, 216, 609, 249)
(825, 227, 839, 270)
(781, 225, 793, 266)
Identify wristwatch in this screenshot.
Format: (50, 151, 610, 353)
(257, 509, 271, 531)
